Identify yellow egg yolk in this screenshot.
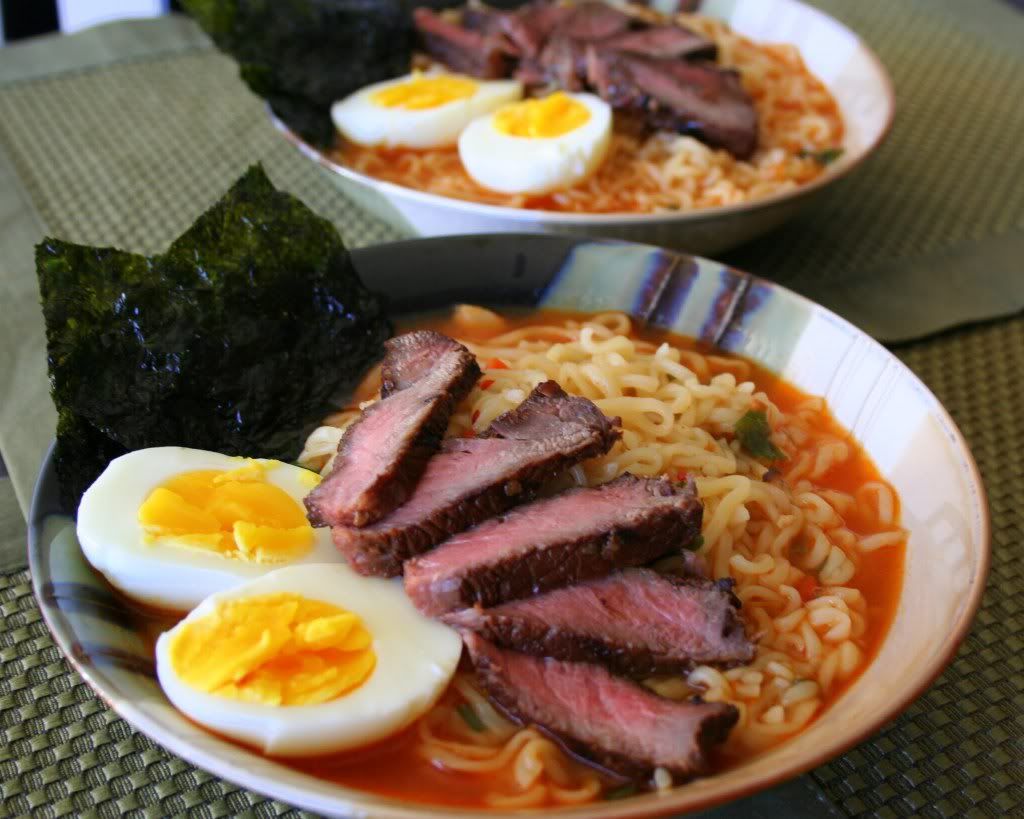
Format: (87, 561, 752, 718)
(493, 92, 591, 139)
(169, 592, 376, 706)
(137, 462, 317, 563)
(371, 74, 478, 110)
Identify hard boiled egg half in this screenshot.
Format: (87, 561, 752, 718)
(156, 563, 462, 756)
(77, 447, 341, 611)
(459, 91, 612, 194)
(332, 71, 522, 149)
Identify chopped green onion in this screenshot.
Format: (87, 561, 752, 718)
(457, 703, 485, 732)
(735, 410, 786, 461)
(683, 534, 705, 552)
(798, 147, 843, 165)
(605, 783, 638, 800)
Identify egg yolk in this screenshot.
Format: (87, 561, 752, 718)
(169, 592, 376, 706)
(371, 74, 479, 110)
(137, 462, 316, 563)
(493, 92, 591, 139)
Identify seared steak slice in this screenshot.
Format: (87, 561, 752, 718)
(501, 1, 573, 58)
(465, 633, 738, 781)
(414, 7, 510, 78)
(304, 331, 479, 528)
(333, 381, 619, 577)
(444, 569, 754, 676)
(618, 56, 758, 158)
(404, 474, 702, 616)
(601, 25, 716, 60)
(560, 1, 633, 41)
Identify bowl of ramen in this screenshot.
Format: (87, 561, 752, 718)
(31, 227, 986, 817)
(270, 0, 894, 254)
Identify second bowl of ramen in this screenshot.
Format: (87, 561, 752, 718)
(272, 0, 894, 254)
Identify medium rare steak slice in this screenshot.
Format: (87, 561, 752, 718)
(333, 381, 619, 577)
(414, 7, 511, 79)
(601, 25, 716, 61)
(444, 568, 754, 676)
(405, 474, 702, 616)
(618, 56, 758, 158)
(559, 1, 633, 41)
(465, 633, 738, 781)
(304, 331, 479, 528)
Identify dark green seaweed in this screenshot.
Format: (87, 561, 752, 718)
(182, 0, 417, 146)
(38, 164, 390, 509)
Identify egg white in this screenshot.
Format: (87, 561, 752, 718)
(332, 72, 523, 149)
(155, 563, 462, 756)
(458, 92, 612, 194)
(77, 447, 341, 611)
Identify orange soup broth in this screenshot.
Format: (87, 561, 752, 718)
(127, 309, 903, 809)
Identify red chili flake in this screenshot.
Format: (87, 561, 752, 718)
(795, 575, 819, 602)
(471, 409, 480, 424)
(676, 469, 688, 482)
(486, 358, 509, 370)
(464, 426, 476, 438)
(479, 379, 494, 390)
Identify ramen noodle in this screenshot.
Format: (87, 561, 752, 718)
(295, 308, 905, 808)
(333, 13, 844, 214)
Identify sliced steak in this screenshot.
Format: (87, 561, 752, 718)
(465, 633, 738, 781)
(618, 56, 758, 158)
(333, 381, 619, 577)
(304, 331, 480, 528)
(499, 1, 573, 59)
(444, 568, 754, 676)
(414, 7, 510, 78)
(560, 1, 634, 41)
(601, 25, 717, 61)
(405, 474, 702, 616)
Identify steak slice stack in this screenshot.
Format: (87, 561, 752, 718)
(413, 0, 758, 158)
(304, 331, 480, 528)
(444, 568, 754, 676)
(333, 381, 620, 577)
(404, 474, 702, 616)
(465, 633, 738, 781)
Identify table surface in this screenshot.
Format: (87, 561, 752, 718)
(1, 1, 1023, 817)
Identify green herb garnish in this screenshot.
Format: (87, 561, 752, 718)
(734, 410, 786, 461)
(683, 534, 705, 552)
(605, 784, 638, 800)
(457, 704, 486, 732)
(38, 164, 390, 509)
(799, 147, 843, 165)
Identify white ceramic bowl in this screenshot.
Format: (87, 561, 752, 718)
(30, 235, 987, 818)
(270, 0, 894, 254)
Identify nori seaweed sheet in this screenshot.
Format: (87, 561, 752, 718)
(182, 0, 417, 147)
(37, 164, 391, 510)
